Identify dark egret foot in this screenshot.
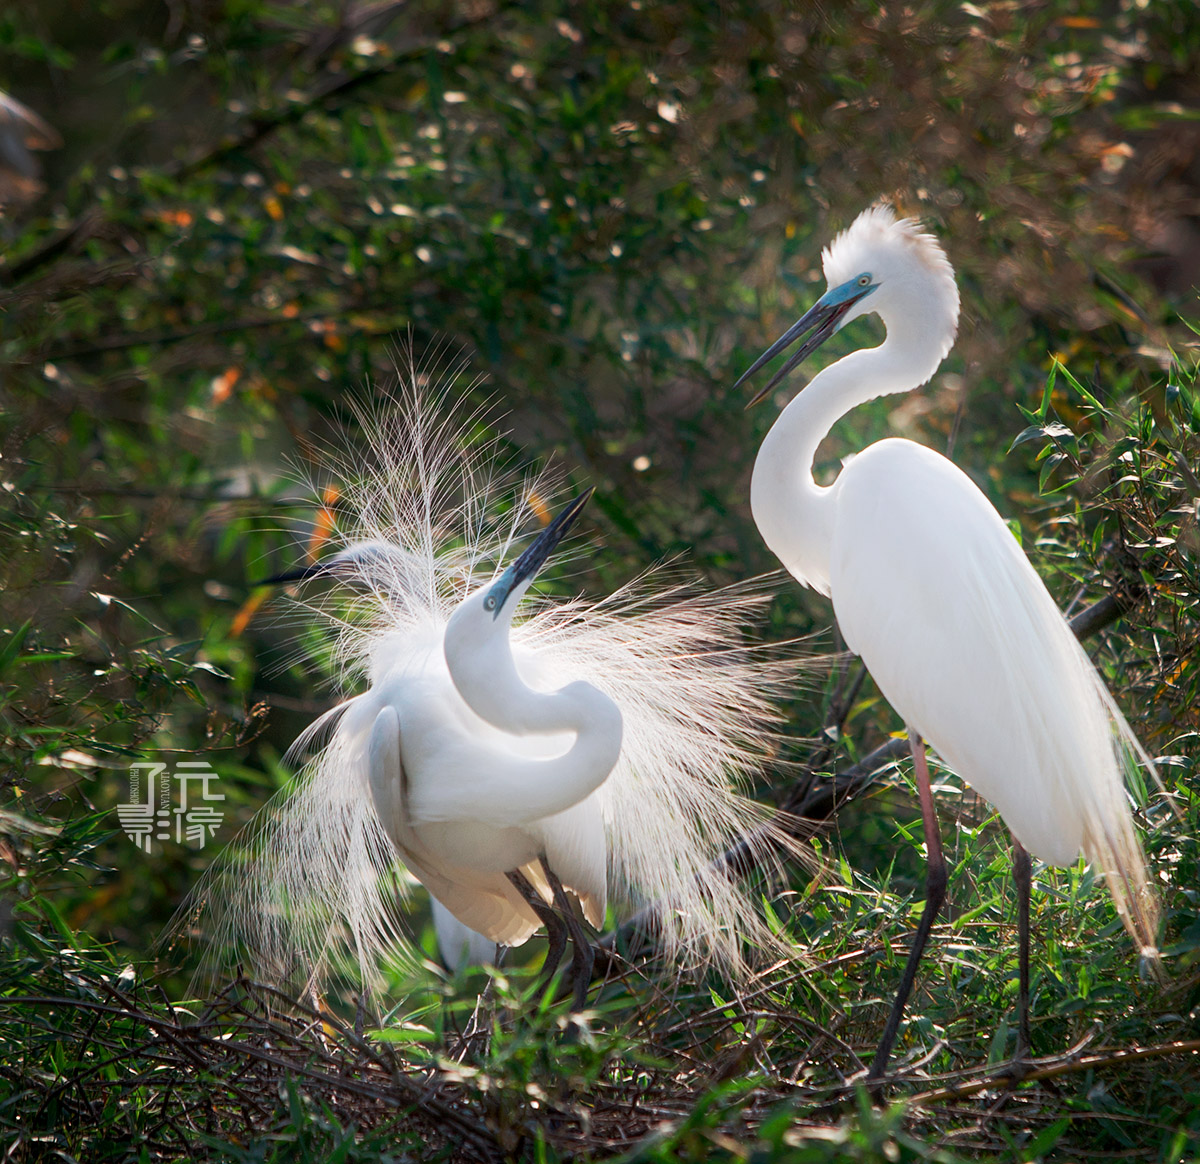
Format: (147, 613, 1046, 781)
(507, 868, 570, 992)
(541, 858, 597, 1012)
(1012, 836, 1032, 1059)
(354, 985, 372, 1039)
(988, 837, 1036, 1085)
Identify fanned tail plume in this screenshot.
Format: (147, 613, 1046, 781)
(1082, 676, 1162, 973)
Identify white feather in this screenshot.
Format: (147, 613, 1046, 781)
(180, 350, 808, 993)
(750, 204, 1160, 961)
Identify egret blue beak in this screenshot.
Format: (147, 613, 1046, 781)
(734, 285, 874, 409)
(486, 487, 594, 617)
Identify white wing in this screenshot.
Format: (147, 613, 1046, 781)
(362, 703, 542, 947)
(537, 796, 607, 927)
(831, 437, 1157, 952)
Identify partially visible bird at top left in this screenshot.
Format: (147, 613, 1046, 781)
(175, 352, 806, 1008)
(0, 89, 62, 206)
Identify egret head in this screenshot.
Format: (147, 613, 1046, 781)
(447, 487, 593, 637)
(736, 203, 959, 406)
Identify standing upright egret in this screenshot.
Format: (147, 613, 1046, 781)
(733, 204, 1159, 1078)
(188, 362, 798, 1004)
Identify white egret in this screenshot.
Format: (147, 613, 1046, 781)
(733, 204, 1159, 1078)
(319, 484, 620, 1009)
(186, 364, 798, 1006)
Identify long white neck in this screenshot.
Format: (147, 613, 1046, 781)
(750, 326, 947, 596)
(444, 616, 623, 820)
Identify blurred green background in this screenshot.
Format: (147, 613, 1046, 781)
(1, 0, 1198, 1080)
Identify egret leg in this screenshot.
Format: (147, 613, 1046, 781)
(868, 729, 947, 1083)
(1012, 837, 1032, 1061)
(540, 857, 596, 1012)
(354, 985, 371, 1039)
(506, 869, 569, 986)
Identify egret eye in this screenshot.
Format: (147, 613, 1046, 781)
(483, 594, 497, 612)
(857, 274, 871, 287)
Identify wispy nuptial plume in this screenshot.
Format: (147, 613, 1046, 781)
(176, 347, 810, 996)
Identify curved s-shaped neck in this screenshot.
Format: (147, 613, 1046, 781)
(749, 330, 944, 596)
(444, 614, 623, 820)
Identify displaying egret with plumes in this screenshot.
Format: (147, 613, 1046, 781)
(185, 362, 798, 1006)
(733, 204, 1160, 1078)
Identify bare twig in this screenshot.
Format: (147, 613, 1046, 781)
(1066, 587, 1143, 640)
(0, 987, 504, 1161)
(911, 1038, 1200, 1105)
(39, 307, 338, 362)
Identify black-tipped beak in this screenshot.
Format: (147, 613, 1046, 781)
(252, 563, 326, 587)
(486, 488, 594, 618)
(508, 487, 594, 589)
(733, 292, 866, 409)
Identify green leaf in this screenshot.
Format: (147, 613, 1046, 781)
(986, 1015, 1009, 1066)
(1035, 361, 1058, 422)
(1053, 359, 1107, 414)
(1009, 424, 1049, 452)
(1023, 1117, 1070, 1158)
(0, 621, 33, 673)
